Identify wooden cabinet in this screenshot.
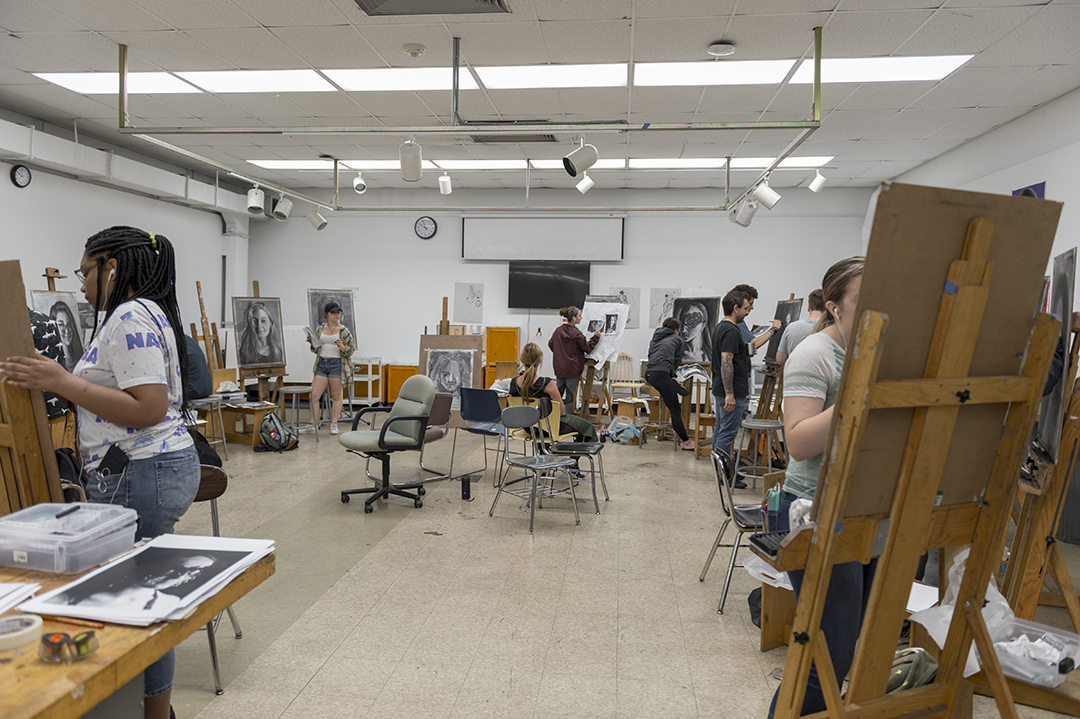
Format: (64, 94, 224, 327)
(484, 327, 520, 387)
(383, 364, 418, 403)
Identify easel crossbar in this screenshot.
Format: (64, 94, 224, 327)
(869, 376, 1037, 409)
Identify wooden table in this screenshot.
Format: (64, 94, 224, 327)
(0, 552, 275, 719)
(222, 403, 276, 447)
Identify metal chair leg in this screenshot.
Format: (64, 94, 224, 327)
(718, 531, 743, 615)
(700, 519, 730, 582)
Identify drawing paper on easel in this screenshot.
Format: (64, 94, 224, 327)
(582, 301, 629, 365)
(453, 282, 483, 324)
(425, 349, 475, 410)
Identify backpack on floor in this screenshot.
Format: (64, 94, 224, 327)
(258, 412, 299, 452)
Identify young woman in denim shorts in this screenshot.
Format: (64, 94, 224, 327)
(306, 301, 355, 435)
(1, 225, 199, 719)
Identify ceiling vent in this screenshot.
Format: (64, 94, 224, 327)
(468, 121, 559, 144)
(355, 0, 510, 15)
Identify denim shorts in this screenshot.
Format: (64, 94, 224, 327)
(85, 443, 199, 698)
(315, 357, 342, 378)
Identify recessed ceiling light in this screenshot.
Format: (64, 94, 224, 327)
(34, 72, 201, 94)
(634, 60, 795, 87)
(475, 63, 627, 89)
(178, 70, 335, 93)
(529, 159, 625, 169)
(789, 55, 972, 84)
(432, 160, 528, 170)
(629, 158, 727, 169)
(323, 67, 479, 92)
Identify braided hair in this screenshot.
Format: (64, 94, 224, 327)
(84, 225, 190, 412)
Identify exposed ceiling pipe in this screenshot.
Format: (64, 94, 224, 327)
(452, 37, 462, 126)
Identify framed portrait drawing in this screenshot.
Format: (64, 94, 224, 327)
(671, 297, 720, 364)
(419, 335, 484, 411)
(307, 288, 356, 340)
(232, 297, 286, 369)
(31, 290, 83, 371)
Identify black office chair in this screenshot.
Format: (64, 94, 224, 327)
(339, 374, 435, 513)
(447, 387, 509, 487)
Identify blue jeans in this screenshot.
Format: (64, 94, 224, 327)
(712, 394, 747, 457)
(86, 444, 199, 698)
(767, 491, 877, 717)
(315, 357, 341, 378)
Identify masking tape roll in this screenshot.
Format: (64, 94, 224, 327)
(0, 614, 44, 651)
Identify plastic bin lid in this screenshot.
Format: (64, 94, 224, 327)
(0, 503, 137, 541)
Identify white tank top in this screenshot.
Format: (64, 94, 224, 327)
(319, 330, 341, 358)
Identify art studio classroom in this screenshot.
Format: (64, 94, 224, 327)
(2, 2, 1080, 718)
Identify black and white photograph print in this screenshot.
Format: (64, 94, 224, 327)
(1039, 249, 1075, 461)
(31, 290, 82, 371)
(233, 297, 286, 368)
(307, 288, 356, 340)
(426, 349, 474, 410)
(649, 288, 680, 328)
(587, 320, 603, 333)
(671, 297, 720, 364)
(764, 298, 803, 361)
(610, 287, 640, 329)
(604, 313, 618, 334)
(453, 282, 484, 324)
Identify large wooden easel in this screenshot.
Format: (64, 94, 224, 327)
(754, 184, 1065, 719)
(189, 280, 223, 370)
(1, 261, 64, 515)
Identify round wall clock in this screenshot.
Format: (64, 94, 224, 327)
(10, 164, 31, 188)
(414, 216, 437, 240)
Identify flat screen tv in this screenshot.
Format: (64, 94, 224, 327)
(508, 261, 590, 310)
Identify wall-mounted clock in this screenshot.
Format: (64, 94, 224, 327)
(414, 216, 437, 240)
(10, 164, 31, 188)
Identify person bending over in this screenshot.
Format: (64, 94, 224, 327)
(644, 317, 694, 450)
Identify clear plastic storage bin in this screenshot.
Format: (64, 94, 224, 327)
(989, 616, 1080, 689)
(0, 503, 137, 574)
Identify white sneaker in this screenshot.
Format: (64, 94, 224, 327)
(298, 425, 315, 434)
(330, 424, 339, 435)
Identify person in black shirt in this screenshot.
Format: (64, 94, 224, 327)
(645, 317, 694, 450)
(712, 291, 752, 475)
(28, 307, 68, 420)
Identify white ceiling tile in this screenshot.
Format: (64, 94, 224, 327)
(209, 93, 310, 118)
(484, 88, 562, 117)
(100, 31, 233, 72)
(530, 0, 632, 21)
(0, 64, 39, 84)
(125, 94, 194, 118)
(36, 0, 171, 32)
(811, 108, 898, 140)
(737, 0, 837, 13)
(837, 81, 938, 111)
(0, 82, 115, 118)
(0, 33, 90, 72)
(887, 138, 965, 161)
(539, 20, 633, 64)
(926, 105, 1032, 139)
(631, 86, 706, 114)
(680, 141, 740, 157)
(863, 107, 969, 140)
(131, 0, 260, 30)
(433, 22, 548, 66)
(25, 31, 157, 72)
(156, 94, 251, 118)
(832, 139, 911, 162)
(858, 159, 924, 179)
(632, 19, 737, 63)
(819, 10, 935, 57)
(898, 6, 1039, 56)
(634, 1, 738, 19)
(350, 92, 439, 117)
(696, 85, 786, 114)
(838, 0, 941, 10)
(909, 65, 1041, 109)
(720, 14, 832, 60)
(766, 83, 852, 114)
(971, 5, 1080, 67)
(183, 27, 307, 70)
(415, 89, 492, 119)
(826, 160, 878, 178)
(229, 0, 349, 27)
(283, 92, 373, 118)
(623, 142, 688, 156)
(271, 26, 384, 70)
(982, 65, 1080, 108)
(0, 3, 87, 32)
(558, 87, 628, 117)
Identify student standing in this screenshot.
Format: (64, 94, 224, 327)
(548, 305, 600, 406)
(711, 291, 752, 480)
(644, 317, 694, 450)
(306, 301, 355, 435)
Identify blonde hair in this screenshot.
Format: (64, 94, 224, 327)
(519, 342, 544, 400)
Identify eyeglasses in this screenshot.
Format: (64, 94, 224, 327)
(74, 265, 94, 283)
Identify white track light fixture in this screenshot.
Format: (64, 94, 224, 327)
(272, 195, 292, 221)
(576, 172, 595, 194)
(306, 210, 327, 231)
(439, 173, 452, 195)
(399, 140, 423, 182)
(246, 185, 265, 215)
(752, 179, 781, 210)
(352, 172, 367, 194)
(808, 170, 828, 193)
(563, 142, 598, 178)
(729, 198, 759, 227)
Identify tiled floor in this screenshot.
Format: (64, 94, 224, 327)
(169, 428, 1080, 718)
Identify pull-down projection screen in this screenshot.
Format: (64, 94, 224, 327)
(462, 215, 624, 261)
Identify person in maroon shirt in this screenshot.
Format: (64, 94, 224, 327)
(548, 305, 600, 408)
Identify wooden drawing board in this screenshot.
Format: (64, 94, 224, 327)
(828, 183, 1064, 519)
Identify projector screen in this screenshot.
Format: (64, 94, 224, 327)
(462, 215, 624, 260)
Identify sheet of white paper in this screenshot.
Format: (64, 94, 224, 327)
(906, 582, 940, 614)
(649, 288, 680, 328)
(609, 287, 640, 329)
(453, 282, 484, 324)
(583, 301, 630, 365)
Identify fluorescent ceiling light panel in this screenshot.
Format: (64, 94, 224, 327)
(34, 72, 200, 94)
(323, 67, 478, 92)
(529, 159, 625, 169)
(727, 157, 832, 169)
(778, 156, 832, 168)
(249, 160, 335, 170)
(790, 55, 972, 84)
(629, 158, 727, 169)
(431, 160, 527, 170)
(178, 70, 335, 93)
(634, 60, 795, 87)
(476, 63, 627, 89)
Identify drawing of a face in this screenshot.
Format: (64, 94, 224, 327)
(251, 308, 271, 340)
(679, 303, 707, 342)
(53, 309, 73, 344)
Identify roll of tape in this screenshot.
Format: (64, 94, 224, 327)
(0, 614, 44, 651)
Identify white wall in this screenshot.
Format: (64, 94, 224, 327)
(249, 187, 869, 381)
(0, 160, 231, 346)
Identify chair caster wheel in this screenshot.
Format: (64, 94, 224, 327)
(341, 493, 349, 503)
(414, 499, 423, 509)
(364, 504, 374, 514)
(418, 487, 426, 496)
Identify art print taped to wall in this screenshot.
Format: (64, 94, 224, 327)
(1039, 249, 1075, 461)
(671, 297, 720, 364)
(453, 282, 484, 324)
(764, 298, 803, 361)
(649, 288, 680, 328)
(610, 287, 640, 329)
(307, 289, 356, 340)
(31, 290, 82, 371)
(232, 297, 286, 369)
(426, 349, 475, 410)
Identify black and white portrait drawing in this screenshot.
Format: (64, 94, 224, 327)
(604, 313, 618, 334)
(610, 286, 640, 329)
(233, 297, 286, 368)
(307, 289, 356, 340)
(1039, 249, 1075, 460)
(32, 290, 82, 371)
(426, 349, 474, 410)
(764, 298, 803, 361)
(671, 297, 720, 364)
(453, 282, 484, 324)
(649, 288, 680, 328)
(587, 320, 603, 333)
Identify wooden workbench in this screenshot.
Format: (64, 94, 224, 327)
(0, 552, 275, 719)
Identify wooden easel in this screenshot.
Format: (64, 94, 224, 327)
(438, 297, 450, 335)
(2, 261, 64, 515)
(41, 268, 66, 292)
(189, 280, 222, 370)
(577, 360, 609, 427)
(236, 280, 285, 403)
(754, 184, 1065, 719)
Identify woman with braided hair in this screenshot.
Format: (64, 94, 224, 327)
(1, 225, 198, 719)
